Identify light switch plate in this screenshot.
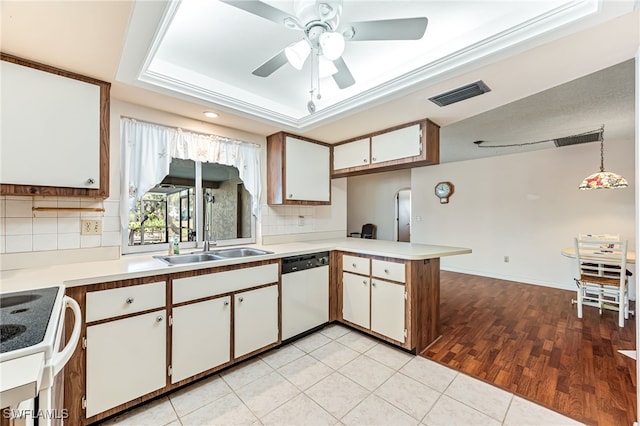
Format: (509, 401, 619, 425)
(81, 219, 102, 235)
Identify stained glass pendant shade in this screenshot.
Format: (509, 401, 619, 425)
(578, 130, 628, 190)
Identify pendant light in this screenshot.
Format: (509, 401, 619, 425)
(578, 127, 628, 190)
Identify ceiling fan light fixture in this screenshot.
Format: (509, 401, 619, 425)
(319, 31, 345, 61)
(285, 39, 311, 70)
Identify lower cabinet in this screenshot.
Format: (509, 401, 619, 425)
(234, 285, 279, 358)
(370, 279, 406, 343)
(85, 310, 167, 418)
(171, 296, 231, 383)
(342, 272, 370, 329)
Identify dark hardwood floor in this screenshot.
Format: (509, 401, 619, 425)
(421, 271, 636, 426)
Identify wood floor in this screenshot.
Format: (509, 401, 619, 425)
(421, 271, 636, 426)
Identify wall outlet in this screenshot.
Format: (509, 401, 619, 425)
(81, 219, 102, 235)
(298, 215, 305, 226)
(503, 255, 509, 263)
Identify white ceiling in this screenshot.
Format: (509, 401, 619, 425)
(0, 0, 638, 163)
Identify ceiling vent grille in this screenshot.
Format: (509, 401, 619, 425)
(553, 130, 602, 147)
(429, 80, 491, 107)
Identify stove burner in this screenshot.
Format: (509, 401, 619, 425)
(0, 294, 41, 308)
(0, 324, 27, 343)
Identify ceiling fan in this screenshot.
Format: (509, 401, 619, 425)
(219, 0, 428, 91)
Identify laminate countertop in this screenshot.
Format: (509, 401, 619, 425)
(0, 238, 471, 293)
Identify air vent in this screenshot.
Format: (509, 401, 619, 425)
(553, 130, 602, 147)
(429, 80, 491, 107)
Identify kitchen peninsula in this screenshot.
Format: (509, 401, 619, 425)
(0, 238, 470, 424)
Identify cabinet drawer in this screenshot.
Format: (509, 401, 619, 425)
(342, 255, 370, 275)
(86, 281, 166, 322)
(173, 263, 279, 304)
(372, 259, 405, 282)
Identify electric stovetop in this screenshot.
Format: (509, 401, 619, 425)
(0, 287, 60, 354)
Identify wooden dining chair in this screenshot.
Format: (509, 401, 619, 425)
(573, 237, 629, 327)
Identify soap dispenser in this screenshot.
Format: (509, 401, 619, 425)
(171, 235, 180, 255)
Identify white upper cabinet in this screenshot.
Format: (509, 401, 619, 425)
(267, 132, 331, 205)
(331, 119, 439, 178)
(285, 136, 330, 202)
(0, 54, 110, 197)
(371, 124, 421, 164)
(333, 138, 370, 171)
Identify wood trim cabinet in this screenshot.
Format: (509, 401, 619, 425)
(267, 132, 331, 205)
(63, 260, 280, 425)
(331, 119, 439, 178)
(0, 53, 110, 198)
(336, 251, 440, 353)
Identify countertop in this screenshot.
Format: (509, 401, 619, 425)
(0, 238, 471, 293)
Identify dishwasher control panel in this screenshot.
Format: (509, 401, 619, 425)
(281, 252, 329, 274)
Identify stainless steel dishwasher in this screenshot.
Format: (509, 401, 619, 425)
(281, 252, 330, 341)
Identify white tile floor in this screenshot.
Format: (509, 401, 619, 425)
(102, 325, 584, 426)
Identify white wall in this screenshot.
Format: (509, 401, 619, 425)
(411, 137, 636, 291)
(347, 170, 411, 241)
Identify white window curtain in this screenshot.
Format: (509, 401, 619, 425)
(120, 118, 261, 229)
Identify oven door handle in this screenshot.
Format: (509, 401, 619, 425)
(50, 296, 82, 377)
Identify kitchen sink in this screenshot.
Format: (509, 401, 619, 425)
(154, 247, 272, 266)
(211, 248, 273, 258)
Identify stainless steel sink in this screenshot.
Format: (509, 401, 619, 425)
(154, 253, 224, 265)
(211, 248, 273, 258)
(154, 247, 272, 265)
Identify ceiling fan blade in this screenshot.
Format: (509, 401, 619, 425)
(252, 50, 288, 77)
(332, 57, 355, 89)
(218, 0, 299, 28)
(344, 17, 428, 41)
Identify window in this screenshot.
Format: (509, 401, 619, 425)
(120, 118, 260, 254)
(125, 158, 254, 253)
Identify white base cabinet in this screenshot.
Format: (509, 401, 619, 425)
(342, 272, 370, 329)
(85, 310, 167, 418)
(371, 279, 406, 342)
(171, 296, 231, 383)
(234, 285, 279, 358)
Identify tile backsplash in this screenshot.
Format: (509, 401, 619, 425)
(260, 205, 316, 236)
(0, 196, 121, 254)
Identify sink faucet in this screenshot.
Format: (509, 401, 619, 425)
(202, 209, 216, 252)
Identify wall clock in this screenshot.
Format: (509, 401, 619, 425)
(434, 181, 454, 204)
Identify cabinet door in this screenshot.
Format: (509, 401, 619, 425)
(171, 296, 231, 383)
(234, 285, 279, 358)
(285, 137, 330, 202)
(86, 310, 166, 418)
(371, 124, 421, 164)
(371, 279, 405, 343)
(342, 272, 370, 329)
(282, 266, 329, 340)
(333, 138, 370, 170)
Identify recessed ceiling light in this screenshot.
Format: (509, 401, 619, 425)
(203, 111, 218, 118)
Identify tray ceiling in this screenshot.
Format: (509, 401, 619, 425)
(117, 0, 630, 132)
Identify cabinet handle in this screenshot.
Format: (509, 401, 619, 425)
(372, 282, 376, 287)
(239, 297, 244, 302)
(384, 269, 390, 274)
(352, 263, 357, 268)
(288, 193, 293, 199)
(156, 316, 163, 322)
(362, 280, 367, 285)
(87, 178, 95, 185)
(224, 301, 229, 306)
(372, 157, 377, 161)
(126, 297, 134, 304)
(363, 159, 367, 163)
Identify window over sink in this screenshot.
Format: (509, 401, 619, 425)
(121, 118, 259, 254)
